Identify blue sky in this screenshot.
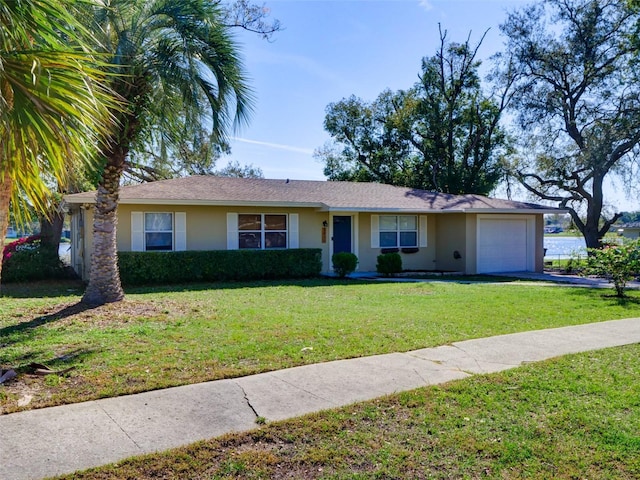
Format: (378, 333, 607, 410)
(225, 0, 637, 212)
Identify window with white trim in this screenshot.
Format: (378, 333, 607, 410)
(238, 214, 287, 249)
(145, 212, 173, 251)
(379, 215, 418, 248)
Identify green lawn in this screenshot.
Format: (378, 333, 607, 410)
(1, 277, 638, 414)
(57, 344, 640, 479)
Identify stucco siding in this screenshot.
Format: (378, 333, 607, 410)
(354, 213, 375, 271)
(120, 205, 333, 271)
(302, 211, 331, 271)
(116, 205, 329, 253)
(71, 202, 547, 280)
(434, 214, 467, 272)
(72, 204, 332, 279)
(65, 176, 560, 280)
(465, 214, 479, 274)
(534, 215, 544, 272)
(356, 213, 436, 272)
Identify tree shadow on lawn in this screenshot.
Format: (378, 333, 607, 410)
(0, 275, 526, 300)
(0, 302, 96, 347)
(565, 286, 640, 308)
(1, 277, 377, 299)
(122, 277, 377, 295)
(7, 347, 96, 375)
(0, 279, 85, 299)
(122, 274, 531, 296)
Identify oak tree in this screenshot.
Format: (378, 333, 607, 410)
(317, 28, 510, 195)
(499, 0, 640, 248)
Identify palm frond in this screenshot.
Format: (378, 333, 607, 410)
(104, 0, 254, 150)
(1, 0, 119, 219)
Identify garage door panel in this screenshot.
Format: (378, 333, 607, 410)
(478, 218, 530, 273)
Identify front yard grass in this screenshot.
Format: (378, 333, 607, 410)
(1, 278, 639, 414)
(58, 344, 640, 479)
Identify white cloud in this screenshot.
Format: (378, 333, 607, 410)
(232, 137, 314, 155)
(418, 0, 433, 11)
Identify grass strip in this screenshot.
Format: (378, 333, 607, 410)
(1, 278, 638, 413)
(56, 344, 640, 479)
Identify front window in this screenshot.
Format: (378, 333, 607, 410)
(239, 214, 287, 249)
(379, 215, 417, 248)
(145, 213, 173, 251)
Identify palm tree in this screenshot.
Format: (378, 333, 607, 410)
(81, 0, 253, 305)
(0, 0, 114, 281)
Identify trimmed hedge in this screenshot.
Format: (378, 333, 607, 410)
(118, 248, 323, 285)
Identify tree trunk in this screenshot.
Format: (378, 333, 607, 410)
(582, 173, 606, 250)
(581, 223, 602, 250)
(0, 174, 13, 285)
(569, 207, 602, 251)
(39, 207, 65, 261)
(81, 162, 125, 305)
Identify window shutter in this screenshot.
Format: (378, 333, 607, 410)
(371, 215, 380, 248)
(419, 215, 428, 247)
(175, 212, 186, 251)
(131, 212, 144, 251)
(227, 212, 239, 250)
(289, 213, 299, 248)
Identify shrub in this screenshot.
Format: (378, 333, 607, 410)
(583, 240, 640, 297)
(331, 252, 358, 278)
(2, 236, 69, 282)
(3, 235, 40, 263)
(376, 252, 402, 277)
(118, 248, 322, 285)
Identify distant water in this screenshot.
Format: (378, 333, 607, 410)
(544, 236, 586, 259)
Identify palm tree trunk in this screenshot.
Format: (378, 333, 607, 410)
(81, 162, 125, 305)
(0, 174, 13, 284)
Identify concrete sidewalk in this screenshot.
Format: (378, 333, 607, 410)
(2, 318, 640, 480)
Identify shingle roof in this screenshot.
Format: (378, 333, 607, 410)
(64, 176, 560, 213)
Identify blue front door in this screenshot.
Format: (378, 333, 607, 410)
(333, 216, 352, 254)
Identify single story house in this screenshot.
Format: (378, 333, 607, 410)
(616, 222, 640, 240)
(63, 176, 560, 279)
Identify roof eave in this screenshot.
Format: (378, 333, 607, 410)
(467, 208, 566, 214)
(65, 197, 327, 209)
(322, 207, 445, 213)
(63, 196, 95, 205)
(63, 198, 564, 215)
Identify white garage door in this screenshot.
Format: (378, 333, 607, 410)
(477, 218, 532, 273)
